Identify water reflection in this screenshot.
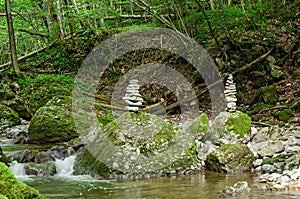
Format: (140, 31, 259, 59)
(24, 172, 300, 199)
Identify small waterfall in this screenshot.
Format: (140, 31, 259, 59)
(54, 155, 76, 177)
(9, 163, 26, 177)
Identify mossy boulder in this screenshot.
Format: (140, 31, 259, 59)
(210, 111, 251, 144)
(1, 97, 31, 119)
(0, 162, 46, 199)
(186, 113, 209, 141)
(0, 104, 20, 128)
(260, 85, 277, 104)
(28, 96, 77, 143)
(205, 144, 254, 173)
(74, 112, 201, 177)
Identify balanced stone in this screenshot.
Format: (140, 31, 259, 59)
(123, 79, 143, 111)
(224, 74, 237, 112)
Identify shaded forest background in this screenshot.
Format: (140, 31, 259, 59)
(0, 0, 299, 126)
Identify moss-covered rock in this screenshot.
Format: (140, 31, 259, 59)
(1, 97, 31, 119)
(187, 113, 209, 141)
(260, 85, 277, 104)
(28, 105, 77, 143)
(211, 111, 251, 144)
(24, 162, 56, 176)
(276, 109, 293, 122)
(205, 144, 254, 173)
(74, 112, 201, 177)
(0, 162, 46, 199)
(0, 104, 20, 128)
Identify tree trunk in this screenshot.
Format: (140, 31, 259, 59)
(5, 0, 21, 76)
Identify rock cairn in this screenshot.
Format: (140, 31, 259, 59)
(224, 74, 237, 112)
(122, 79, 143, 112)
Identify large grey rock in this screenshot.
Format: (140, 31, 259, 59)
(74, 112, 202, 177)
(258, 141, 284, 157)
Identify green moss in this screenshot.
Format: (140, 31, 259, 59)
(226, 111, 251, 136)
(277, 109, 293, 122)
(262, 154, 290, 165)
(0, 162, 46, 199)
(28, 105, 77, 143)
(260, 85, 277, 104)
(17, 74, 74, 114)
(0, 104, 20, 127)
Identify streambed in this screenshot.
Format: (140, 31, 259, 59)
(17, 172, 300, 199)
(2, 136, 300, 198)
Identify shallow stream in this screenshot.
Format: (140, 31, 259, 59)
(2, 137, 300, 199)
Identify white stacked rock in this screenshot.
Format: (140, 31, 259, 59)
(224, 74, 237, 112)
(122, 79, 143, 112)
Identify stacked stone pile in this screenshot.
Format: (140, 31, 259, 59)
(122, 79, 143, 112)
(224, 74, 237, 112)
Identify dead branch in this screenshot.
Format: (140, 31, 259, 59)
(103, 14, 153, 20)
(249, 98, 300, 115)
(232, 48, 274, 75)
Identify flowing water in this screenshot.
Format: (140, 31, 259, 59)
(2, 137, 300, 199)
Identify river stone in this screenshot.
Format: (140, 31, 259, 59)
(284, 152, 300, 170)
(205, 144, 254, 173)
(223, 181, 250, 196)
(210, 111, 251, 144)
(0, 104, 20, 130)
(24, 162, 56, 177)
(0, 162, 46, 198)
(258, 141, 284, 157)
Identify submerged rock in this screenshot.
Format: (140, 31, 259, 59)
(223, 181, 251, 196)
(0, 162, 46, 198)
(205, 144, 254, 173)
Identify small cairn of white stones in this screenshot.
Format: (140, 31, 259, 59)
(224, 74, 237, 112)
(122, 79, 143, 112)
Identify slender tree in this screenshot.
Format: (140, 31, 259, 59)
(5, 0, 21, 76)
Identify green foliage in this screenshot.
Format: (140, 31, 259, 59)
(16, 74, 74, 114)
(97, 113, 115, 126)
